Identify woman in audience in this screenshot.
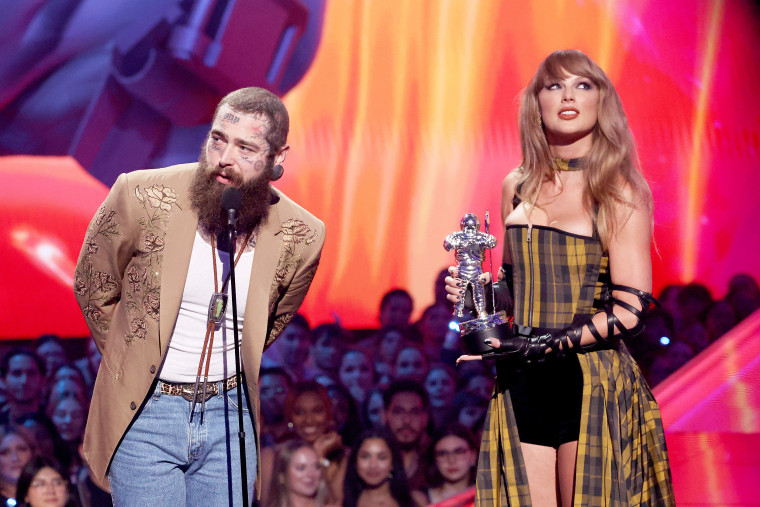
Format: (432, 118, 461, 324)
(325, 384, 361, 450)
(360, 389, 386, 431)
(337, 348, 374, 406)
(265, 439, 337, 507)
(14, 456, 73, 507)
(343, 429, 427, 507)
(424, 364, 457, 430)
(260, 381, 347, 502)
(0, 424, 36, 506)
(392, 342, 429, 384)
(424, 423, 477, 504)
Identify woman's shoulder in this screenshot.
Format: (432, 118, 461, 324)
(501, 167, 524, 193)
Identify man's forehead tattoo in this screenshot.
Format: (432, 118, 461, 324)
(222, 112, 239, 124)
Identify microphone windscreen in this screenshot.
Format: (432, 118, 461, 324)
(221, 187, 242, 211)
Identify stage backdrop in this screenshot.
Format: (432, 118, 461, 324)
(1, 0, 759, 335)
(280, 0, 760, 328)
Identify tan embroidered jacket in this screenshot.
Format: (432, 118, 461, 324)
(73, 163, 325, 491)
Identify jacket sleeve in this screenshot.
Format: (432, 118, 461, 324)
(264, 219, 326, 349)
(73, 173, 135, 352)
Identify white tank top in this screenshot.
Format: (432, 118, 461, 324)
(160, 231, 254, 382)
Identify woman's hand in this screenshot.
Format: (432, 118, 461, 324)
(445, 267, 493, 304)
(313, 431, 343, 459)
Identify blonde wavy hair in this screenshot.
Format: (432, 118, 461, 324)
(516, 49, 652, 249)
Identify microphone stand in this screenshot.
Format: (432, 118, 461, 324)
(227, 207, 249, 506)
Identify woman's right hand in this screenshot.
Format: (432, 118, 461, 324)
(444, 266, 464, 304)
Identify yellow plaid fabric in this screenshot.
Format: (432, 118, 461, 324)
(475, 226, 674, 506)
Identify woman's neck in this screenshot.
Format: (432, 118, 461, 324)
(548, 132, 592, 160)
(287, 492, 318, 507)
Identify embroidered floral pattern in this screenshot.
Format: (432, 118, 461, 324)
(73, 206, 122, 333)
(121, 184, 180, 339)
(270, 219, 319, 298)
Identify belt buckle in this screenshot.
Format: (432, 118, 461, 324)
(180, 384, 214, 403)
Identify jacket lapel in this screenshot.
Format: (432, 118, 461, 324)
(242, 193, 283, 360)
(159, 185, 198, 355)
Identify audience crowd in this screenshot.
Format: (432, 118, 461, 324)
(0, 270, 757, 506)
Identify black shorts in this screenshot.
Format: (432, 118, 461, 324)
(497, 354, 583, 449)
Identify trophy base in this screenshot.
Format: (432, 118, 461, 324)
(459, 311, 512, 355)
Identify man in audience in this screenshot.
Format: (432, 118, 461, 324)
(0, 349, 46, 424)
(34, 335, 67, 379)
(383, 379, 430, 492)
(258, 367, 292, 446)
(261, 314, 316, 382)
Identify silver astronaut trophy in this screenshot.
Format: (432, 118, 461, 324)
(443, 212, 512, 355)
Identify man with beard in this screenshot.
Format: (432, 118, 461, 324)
(383, 379, 431, 493)
(73, 87, 324, 505)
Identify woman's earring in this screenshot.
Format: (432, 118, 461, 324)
(537, 114, 543, 127)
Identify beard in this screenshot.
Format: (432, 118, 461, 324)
(189, 151, 272, 239)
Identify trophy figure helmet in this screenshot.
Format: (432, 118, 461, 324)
(461, 213, 480, 235)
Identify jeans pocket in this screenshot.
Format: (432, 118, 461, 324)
(226, 392, 249, 413)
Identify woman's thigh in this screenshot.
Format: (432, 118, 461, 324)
(521, 442, 559, 507)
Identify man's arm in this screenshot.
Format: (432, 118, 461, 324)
(264, 219, 326, 349)
(73, 173, 134, 352)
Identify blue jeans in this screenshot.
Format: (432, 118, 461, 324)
(109, 380, 256, 506)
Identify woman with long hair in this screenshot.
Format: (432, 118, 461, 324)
(342, 429, 426, 507)
(265, 439, 337, 507)
(0, 424, 37, 506)
(447, 49, 674, 506)
(14, 456, 74, 507)
(260, 381, 347, 503)
(425, 424, 478, 504)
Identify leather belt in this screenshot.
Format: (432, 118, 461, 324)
(160, 376, 238, 403)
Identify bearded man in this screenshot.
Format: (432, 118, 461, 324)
(73, 87, 325, 505)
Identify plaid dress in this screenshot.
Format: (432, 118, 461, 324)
(475, 225, 675, 506)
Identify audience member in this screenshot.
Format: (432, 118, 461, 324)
(705, 300, 738, 343)
(434, 268, 454, 311)
(424, 423, 477, 504)
(0, 349, 46, 424)
(308, 324, 347, 382)
(378, 289, 414, 333)
(49, 365, 88, 395)
(0, 424, 36, 505)
(629, 308, 674, 381)
(676, 283, 713, 351)
(415, 304, 452, 362)
(392, 343, 429, 384)
(360, 389, 386, 431)
(337, 348, 374, 406)
(343, 429, 426, 507)
(72, 337, 100, 395)
(726, 273, 760, 321)
(261, 314, 316, 382)
(649, 341, 696, 386)
(424, 364, 457, 430)
(325, 384, 361, 449)
(383, 380, 430, 492)
(14, 456, 74, 507)
(658, 284, 684, 331)
(16, 414, 59, 465)
(260, 382, 347, 503)
(259, 367, 293, 447)
(457, 369, 494, 401)
(264, 439, 338, 507)
(444, 391, 489, 444)
(34, 337, 67, 382)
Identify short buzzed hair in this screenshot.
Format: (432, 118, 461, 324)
(214, 87, 289, 159)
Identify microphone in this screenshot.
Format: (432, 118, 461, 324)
(221, 187, 242, 227)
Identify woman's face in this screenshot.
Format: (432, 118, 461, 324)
(291, 392, 330, 444)
(51, 397, 86, 442)
(356, 437, 393, 488)
(465, 375, 493, 400)
(24, 467, 68, 507)
(538, 72, 600, 150)
(458, 403, 486, 430)
(434, 435, 475, 484)
(378, 330, 403, 361)
(338, 351, 374, 395)
(424, 368, 455, 408)
(285, 446, 321, 499)
(394, 347, 427, 383)
(365, 392, 386, 429)
(0, 434, 33, 483)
